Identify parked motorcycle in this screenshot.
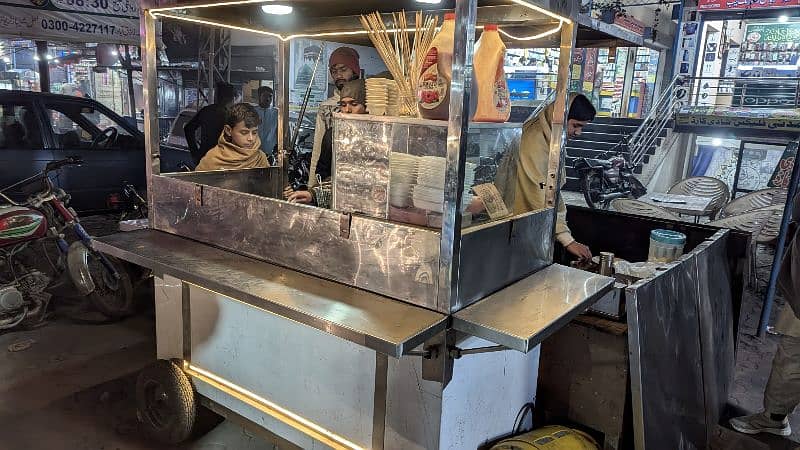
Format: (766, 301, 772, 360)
(0, 157, 134, 330)
(574, 137, 647, 209)
(107, 182, 148, 222)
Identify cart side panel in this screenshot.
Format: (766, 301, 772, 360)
(154, 274, 183, 360)
(187, 284, 379, 449)
(439, 336, 540, 450)
(150, 175, 442, 311)
(693, 231, 736, 445)
(456, 209, 554, 311)
(385, 354, 445, 450)
(626, 256, 708, 450)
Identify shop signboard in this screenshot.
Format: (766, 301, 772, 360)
(613, 15, 646, 36)
(768, 141, 798, 189)
(698, 0, 799, 10)
(0, 0, 139, 45)
(743, 22, 800, 44)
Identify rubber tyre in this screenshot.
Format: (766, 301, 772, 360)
(136, 360, 196, 445)
(582, 172, 610, 210)
(87, 255, 135, 319)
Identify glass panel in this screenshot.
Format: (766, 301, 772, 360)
(47, 109, 93, 148)
(738, 142, 786, 191)
(691, 137, 740, 190)
(0, 103, 41, 149)
(81, 109, 132, 136)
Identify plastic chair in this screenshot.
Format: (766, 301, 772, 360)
(708, 207, 784, 286)
(716, 188, 788, 219)
(668, 176, 731, 219)
(611, 199, 682, 221)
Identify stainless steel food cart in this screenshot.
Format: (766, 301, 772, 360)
(95, 1, 620, 448)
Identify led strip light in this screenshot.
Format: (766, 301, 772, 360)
(149, 0, 571, 42)
(186, 362, 366, 450)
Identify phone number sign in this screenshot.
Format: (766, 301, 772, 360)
(0, 0, 139, 45)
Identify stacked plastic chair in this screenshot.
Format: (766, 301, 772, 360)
(716, 188, 788, 220)
(708, 207, 785, 286)
(611, 199, 682, 221)
(668, 176, 731, 220)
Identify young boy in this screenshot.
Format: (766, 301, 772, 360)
(196, 103, 269, 171)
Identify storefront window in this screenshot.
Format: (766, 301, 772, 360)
(628, 48, 660, 118)
(594, 48, 628, 117)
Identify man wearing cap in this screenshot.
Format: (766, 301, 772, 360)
(307, 46, 361, 191)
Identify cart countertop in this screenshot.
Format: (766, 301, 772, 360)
(93, 229, 447, 358)
(452, 264, 615, 352)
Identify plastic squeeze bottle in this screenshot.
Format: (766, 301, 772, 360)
(470, 24, 511, 122)
(417, 12, 455, 120)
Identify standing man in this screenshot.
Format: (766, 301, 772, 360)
(730, 192, 800, 437)
(184, 82, 236, 164)
(514, 93, 596, 261)
(254, 86, 278, 165)
(307, 46, 360, 189)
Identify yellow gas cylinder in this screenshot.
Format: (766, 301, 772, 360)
(490, 425, 599, 450)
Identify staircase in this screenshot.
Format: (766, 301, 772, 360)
(564, 117, 668, 191)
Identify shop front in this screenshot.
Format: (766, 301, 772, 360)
(677, 2, 800, 196)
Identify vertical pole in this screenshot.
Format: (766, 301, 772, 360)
(36, 41, 50, 93)
(124, 45, 136, 117)
(545, 21, 577, 211)
(758, 142, 800, 336)
(620, 48, 637, 118)
(438, 0, 477, 313)
(275, 40, 290, 172)
(141, 9, 161, 223)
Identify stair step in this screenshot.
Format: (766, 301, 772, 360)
(577, 131, 628, 143)
(592, 117, 645, 126)
(567, 139, 623, 151)
(583, 123, 640, 135)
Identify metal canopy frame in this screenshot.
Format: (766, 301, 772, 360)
(134, 0, 611, 353)
(140, 0, 578, 297)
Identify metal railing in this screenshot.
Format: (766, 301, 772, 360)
(628, 76, 800, 167)
(628, 75, 684, 167)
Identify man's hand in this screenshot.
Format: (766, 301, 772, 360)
(283, 185, 294, 200)
(287, 190, 313, 204)
(566, 241, 592, 261)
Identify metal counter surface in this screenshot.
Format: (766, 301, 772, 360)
(451, 264, 615, 352)
(93, 229, 447, 357)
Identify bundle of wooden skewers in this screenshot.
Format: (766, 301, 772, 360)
(359, 11, 439, 118)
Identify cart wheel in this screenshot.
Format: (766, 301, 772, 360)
(136, 360, 196, 444)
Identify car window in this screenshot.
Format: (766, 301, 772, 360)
(45, 107, 94, 149)
(82, 109, 131, 136)
(0, 103, 43, 149)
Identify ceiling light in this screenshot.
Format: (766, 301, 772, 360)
(111, 50, 118, 56)
(261, 4, 292, 14)
(779, 15, 789, 22)
(54, 59, 60, 63)
(33, 55, 40, 61)
(712, 138, 722, 146)
(2, 57, 9, 63)
(45, 54, 52, 60)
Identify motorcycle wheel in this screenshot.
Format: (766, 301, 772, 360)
(136, 360, 197, 444)
(582, 172, 611, 210)
(87, 255, 135, 320)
